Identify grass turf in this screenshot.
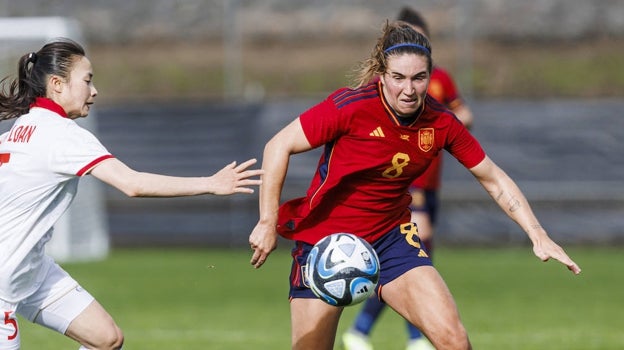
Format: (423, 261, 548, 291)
(16, 246, 623, 349)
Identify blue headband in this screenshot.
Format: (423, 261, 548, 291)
(384, 43, 430, 55)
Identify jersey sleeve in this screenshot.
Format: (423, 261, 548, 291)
(445, 117, 485, 169)
(299, 92, 351, 148)
(49, 123, 113, 176)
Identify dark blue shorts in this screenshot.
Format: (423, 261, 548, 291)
(288, 222, 433, 300)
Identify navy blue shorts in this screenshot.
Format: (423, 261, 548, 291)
(288, 222, 433, 300)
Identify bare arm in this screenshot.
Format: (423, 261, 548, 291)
(89, 157, 263, 197)
(469, 156, 581, 275)
(249, 118, 313, 268)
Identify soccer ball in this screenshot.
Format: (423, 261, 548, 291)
(306, 233, 380, 307)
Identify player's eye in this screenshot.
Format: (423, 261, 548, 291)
(414, 73, 427, 81)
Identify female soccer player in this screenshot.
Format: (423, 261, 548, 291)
(248, 21, 580, 350)
(343, 7, 475, 350)
(0, 38, 262, 350)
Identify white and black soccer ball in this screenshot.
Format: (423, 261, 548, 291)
(306, 233, 380, 307)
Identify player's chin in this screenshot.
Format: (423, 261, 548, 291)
(399, 98, 422, 111)
(397, 104, 420, 116)
(82, 104, 93, 117)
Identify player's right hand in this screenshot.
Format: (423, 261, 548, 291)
(249, 222, 278, 268)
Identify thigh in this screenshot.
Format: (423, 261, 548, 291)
(17, 262, 93, 335)
(291, 297, 342, 350)
(16, 262, 121, 348)
(65, 299, 122, 348)
(381, 266, 468, 349)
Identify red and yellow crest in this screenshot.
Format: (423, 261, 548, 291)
(418, 128, 434, 152)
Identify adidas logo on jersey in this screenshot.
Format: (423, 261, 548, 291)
(369, 126, 385, 137)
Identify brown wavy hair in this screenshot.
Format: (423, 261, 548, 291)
(350, 20, 432, 88)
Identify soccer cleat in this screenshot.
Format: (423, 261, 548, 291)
(342, 330, 373, 350)
(406, 337, 435, 350)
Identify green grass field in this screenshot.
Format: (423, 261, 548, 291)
(17, 246, 623, 349)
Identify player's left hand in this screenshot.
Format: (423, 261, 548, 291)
(532, 238, 581, 275)
(210, 158, 263, 195)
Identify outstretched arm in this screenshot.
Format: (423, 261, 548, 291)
(249, 118, 313, 268)
(89, 157, 263, 197)
(469, 156, 581, 275)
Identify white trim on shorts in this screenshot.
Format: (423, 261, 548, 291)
(16, 260, 94, 335)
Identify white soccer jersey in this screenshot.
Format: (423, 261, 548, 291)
(0, 98, 113, 302)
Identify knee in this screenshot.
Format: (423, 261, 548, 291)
(429, 324, 471, 350)
(107, 325, 124, 350)
(442, 332, 471, 350)
(93, 325, 124, 350)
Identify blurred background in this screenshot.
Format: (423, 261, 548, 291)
(1, 0, 623, 260)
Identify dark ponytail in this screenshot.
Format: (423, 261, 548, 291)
(0, 38, 85, 121)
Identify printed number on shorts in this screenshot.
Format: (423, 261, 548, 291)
(4, 311, 18, 341)
(399, 223, 429, 257)
(0, 153, 10, 166)
(382, 152, 410, 178)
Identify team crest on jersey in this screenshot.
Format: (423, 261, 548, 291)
(418, 128, 434, 152)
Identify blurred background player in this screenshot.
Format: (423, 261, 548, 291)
(0, 38, 262, 350)
(342, 7, 474, 350)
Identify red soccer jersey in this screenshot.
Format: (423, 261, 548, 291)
(411, 66, 464, 190)
(276, 82, 485, 245)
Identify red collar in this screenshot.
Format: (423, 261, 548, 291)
(30, 97, 68, 118)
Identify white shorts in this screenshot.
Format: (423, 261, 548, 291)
(0, 261, 94, 349)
